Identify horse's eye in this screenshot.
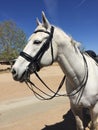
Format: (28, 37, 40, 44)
(34, 40, 41, 45)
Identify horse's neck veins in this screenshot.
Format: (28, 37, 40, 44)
(57, 42, 85, 89)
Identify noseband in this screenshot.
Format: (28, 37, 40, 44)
(20, 26, 54, 73)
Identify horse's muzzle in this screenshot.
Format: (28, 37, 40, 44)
(11, 68, 30, 82)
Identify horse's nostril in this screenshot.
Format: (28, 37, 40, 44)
(11, 68, 19, 81)
(12, 69, 16, 75)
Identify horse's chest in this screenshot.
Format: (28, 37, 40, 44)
(69, 92, 98, 108)
(66, 79, 98, 108)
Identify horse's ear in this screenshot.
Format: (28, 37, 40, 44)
(42, 11, 50, 29)
(36, 18, 41, 26)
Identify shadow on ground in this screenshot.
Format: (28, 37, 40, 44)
(42, 109, 91, 130)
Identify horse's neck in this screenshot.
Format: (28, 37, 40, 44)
(54, 28, 85, 88)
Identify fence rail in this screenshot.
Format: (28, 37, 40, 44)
(0, 59, 16, 65)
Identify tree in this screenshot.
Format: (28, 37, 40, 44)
(0, 21, 27, 61)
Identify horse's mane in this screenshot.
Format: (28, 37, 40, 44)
(70, 38, 81, 49)
(55, 26, 81, 49)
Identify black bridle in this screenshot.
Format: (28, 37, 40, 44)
(19, 26, 67, 100)
(20, 26, 54, 73)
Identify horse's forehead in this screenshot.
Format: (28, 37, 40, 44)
(29, 32, 41, 41)
(29, 32, 45, 41)
(29, 34, 38, 41)
(35, 25, 45, 30)
(29, 26, 47, 41)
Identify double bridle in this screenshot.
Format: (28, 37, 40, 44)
(19, 26, 66, 100)
(19, 26, 88, 102)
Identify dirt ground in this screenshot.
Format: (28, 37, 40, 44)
(0, 64, 89, 130)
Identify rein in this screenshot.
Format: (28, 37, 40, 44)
(24, 53, 88, 101)
(25, 73, 66, 100)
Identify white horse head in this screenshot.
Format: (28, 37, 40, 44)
(11, 12, 58, 81)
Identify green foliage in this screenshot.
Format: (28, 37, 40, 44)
(0, 20, 27, 61)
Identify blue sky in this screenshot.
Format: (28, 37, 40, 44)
(0, 0, 98, 52)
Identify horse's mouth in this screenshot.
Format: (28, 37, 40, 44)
(13, 71, 30, 82)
